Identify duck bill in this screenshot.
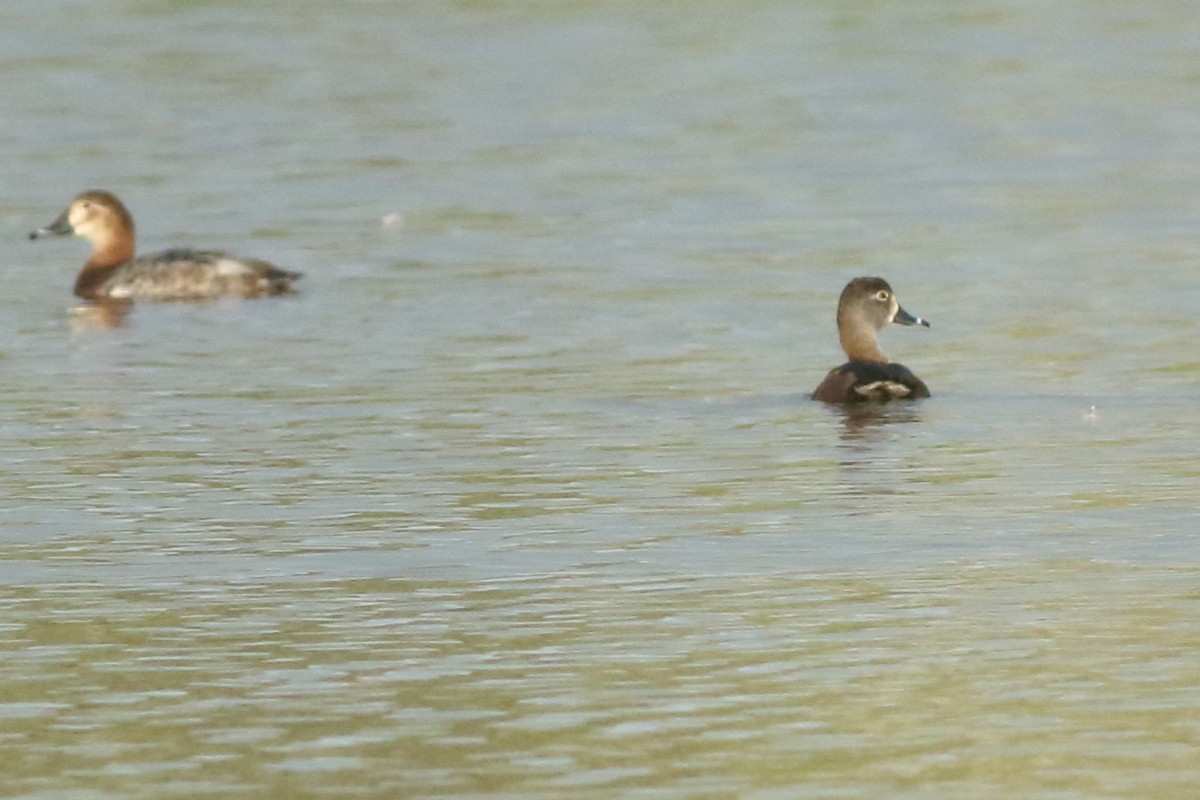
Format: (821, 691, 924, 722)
(893, 305, 930, 328)
(29, 209, 73, 239)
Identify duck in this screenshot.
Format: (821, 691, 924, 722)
(812, 277, 930, 403)
(29, 190, 301, 301)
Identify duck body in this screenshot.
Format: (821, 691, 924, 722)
(813, 360, 930, 403)
(813, 276, 930, 404)
(75, 248, 300, 301)
(31, 190, 301, 302)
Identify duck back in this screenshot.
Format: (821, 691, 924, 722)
(813, 360, 930, 403)
(97, 249, 302, 300)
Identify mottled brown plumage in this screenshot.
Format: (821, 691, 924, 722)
(31, 190, 301, 301)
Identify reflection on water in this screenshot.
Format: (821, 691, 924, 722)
(3, 566, 1199, 799)
(833, 401, 926, 442)
(5, 0, 1200, 797)
(68, 300, 133, 330)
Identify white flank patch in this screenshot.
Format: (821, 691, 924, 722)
(215, 258, 249, 276)
(854, 381, 911, 399)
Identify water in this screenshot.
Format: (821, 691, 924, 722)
(3, 1, 1200, 797)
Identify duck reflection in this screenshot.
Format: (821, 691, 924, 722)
(836, 401, 924, 441)
(68, 300, 133, 330)
(825, 403, 927, 503)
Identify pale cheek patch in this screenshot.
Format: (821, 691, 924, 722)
(854, 381, 912, 400)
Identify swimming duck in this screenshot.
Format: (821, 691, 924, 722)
(812, 277, 930, 403)
(30, 190, 301, 301)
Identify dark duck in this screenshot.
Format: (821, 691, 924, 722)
(812, 277, 930, 403)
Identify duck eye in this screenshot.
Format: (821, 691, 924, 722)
(874, 290, 890, 302)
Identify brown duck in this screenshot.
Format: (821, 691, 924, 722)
(813, 277, 930, 403)
(30, 190, 301, 301)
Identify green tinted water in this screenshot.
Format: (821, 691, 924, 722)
(3, 1, 1200, 797)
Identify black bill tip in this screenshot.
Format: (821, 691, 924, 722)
(893, 305, 930, 327)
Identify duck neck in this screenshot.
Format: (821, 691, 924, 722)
(74, 227, 134, 300)
(88, 225, 134, 268)
(74, 261, 124, 299)
(838, 325, 888, 363)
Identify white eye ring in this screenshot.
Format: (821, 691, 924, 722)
(874, 290, 890, 302)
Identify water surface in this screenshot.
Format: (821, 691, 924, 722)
(3, 1, 1200, 797)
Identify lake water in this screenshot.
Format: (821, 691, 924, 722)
(3, 1, 1200, 797)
